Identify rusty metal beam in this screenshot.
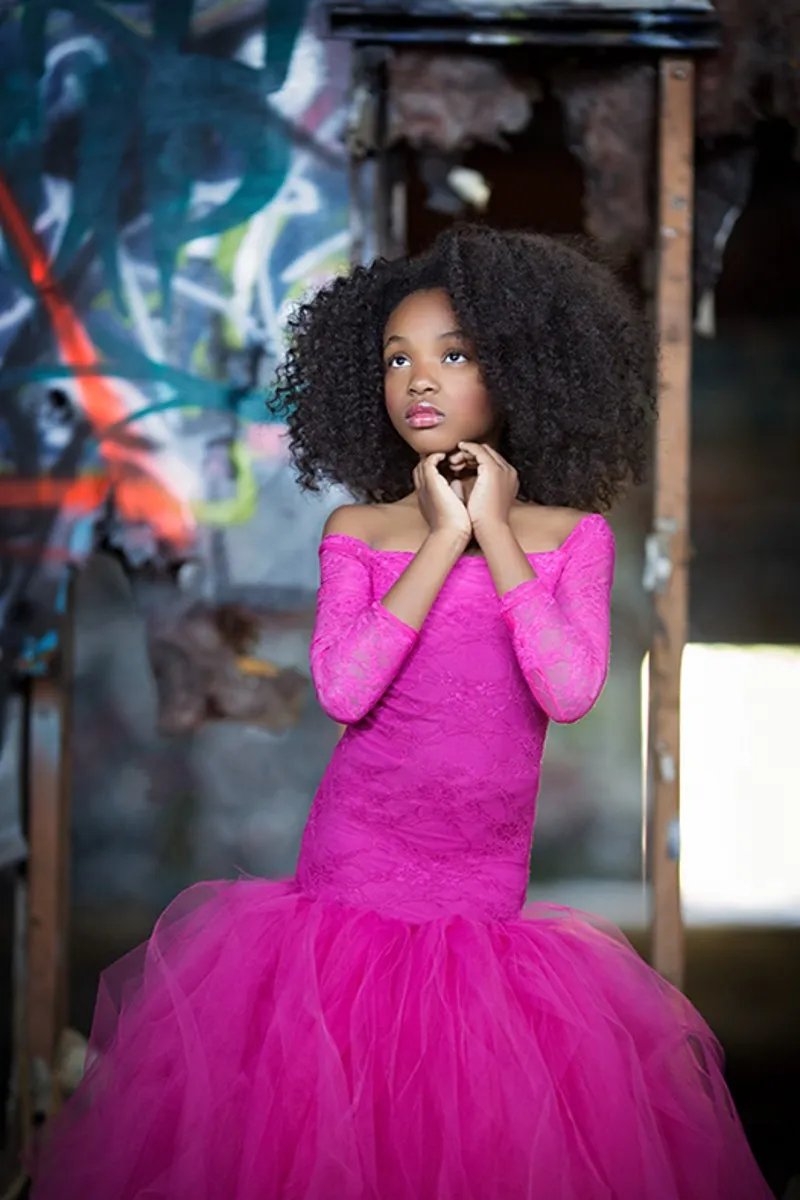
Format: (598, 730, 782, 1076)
(325, 1, 718, 51)
(21, 576, 75, 1137)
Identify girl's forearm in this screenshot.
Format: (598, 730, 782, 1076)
(475, 520, 535, 596)
(381, 529, 468, 630)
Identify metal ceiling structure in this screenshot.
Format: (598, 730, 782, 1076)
(325, 0, 719, 51)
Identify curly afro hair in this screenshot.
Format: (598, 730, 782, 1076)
(271, 224, 656, 511)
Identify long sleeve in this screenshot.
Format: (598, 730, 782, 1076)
(310, 535, 419, 725)
(500, 515, 614, 724)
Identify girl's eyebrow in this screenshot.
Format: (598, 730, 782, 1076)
(383, 334, 407, 350)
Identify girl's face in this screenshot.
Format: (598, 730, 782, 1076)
(383, 289, 497, 456)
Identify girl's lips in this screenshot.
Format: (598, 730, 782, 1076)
(405, 406, 446, 429)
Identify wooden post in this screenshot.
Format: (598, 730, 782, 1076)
(21, 575, 75, 1138)
(648, 58, 694, 990)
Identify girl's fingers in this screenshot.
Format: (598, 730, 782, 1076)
(482, 444, 513, 470)
(458, 441, 493, 466)
(459, 442, 512, 471)
(423, 453, 446, 472)
(424, 454, 452, 492)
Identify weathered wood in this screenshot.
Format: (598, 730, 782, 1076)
(23, 577, 74, 1131)
(648, 57, 694, 989)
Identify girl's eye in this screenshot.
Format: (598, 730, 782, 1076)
(443, 350, 468, 364)
(386, 353, 410, 369)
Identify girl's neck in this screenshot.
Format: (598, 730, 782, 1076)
(438, 459, 477, 503)
(452, 472, 476, 504)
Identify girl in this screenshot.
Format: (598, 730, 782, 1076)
(33, 225, 773, 1199)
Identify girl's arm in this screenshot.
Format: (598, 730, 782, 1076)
(382, 528, 468, 627)
(498, 515, 615, 724)
(310, 533, 419, 725)
(461, 443, 613, 722)
(311, 468, 469, 724)
(380, 452, 472, 629)
(477, 520, 535, 595)
(461, 441, 535, 595)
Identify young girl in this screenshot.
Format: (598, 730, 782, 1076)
(33, 225, 772, 1199)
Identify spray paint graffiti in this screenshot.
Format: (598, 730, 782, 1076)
(0, 0, 350, 651)
(0, 1, 353, 887)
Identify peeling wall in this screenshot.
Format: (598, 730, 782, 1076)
(387, 5, 800, 319)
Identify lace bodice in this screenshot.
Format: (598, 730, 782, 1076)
(297, 514, 614, 922)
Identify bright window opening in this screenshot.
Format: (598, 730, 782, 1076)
(646, 644, 800, 925)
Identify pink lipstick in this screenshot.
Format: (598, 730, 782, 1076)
(405, 403, 446, 429)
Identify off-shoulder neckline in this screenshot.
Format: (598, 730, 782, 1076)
(320, 512, 605, 562)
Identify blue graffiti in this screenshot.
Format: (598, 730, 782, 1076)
(0, 0, 352, 682)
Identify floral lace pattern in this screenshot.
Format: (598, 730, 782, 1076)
(501, 516, 614, 723)
(299, 515, 615, 922)
(310, 539, 419, 724)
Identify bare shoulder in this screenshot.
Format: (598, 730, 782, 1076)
(512, 505, 597, 553)
(322, 504, 381, 543)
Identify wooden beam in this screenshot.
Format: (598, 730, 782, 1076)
(648, 58, 694, 989)
(22, 576, 75, 1135)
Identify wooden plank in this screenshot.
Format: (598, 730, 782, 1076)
(648, 57, 694, 989)
(23, 578, 74, 1131)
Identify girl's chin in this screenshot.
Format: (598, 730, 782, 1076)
(403, 429, 475, 455)
(413, 436, 457, 454)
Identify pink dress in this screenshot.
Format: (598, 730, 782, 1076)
(32, 514, 773, 1199)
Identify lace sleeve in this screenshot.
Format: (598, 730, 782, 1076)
(310, 536, 419, 725)
(500, 515, 615, 724)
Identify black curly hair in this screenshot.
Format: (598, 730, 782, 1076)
(271, 224, 655, 511)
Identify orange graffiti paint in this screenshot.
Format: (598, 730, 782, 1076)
(0, 170, 195, 550)
(0, 476, 108, 508)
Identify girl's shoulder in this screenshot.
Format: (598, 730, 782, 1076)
(323, 499, 423, 551)
(511, 505, 603, 554)
(323, 504, 376, 541)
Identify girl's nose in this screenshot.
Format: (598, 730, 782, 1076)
(408, 374, 438, 396)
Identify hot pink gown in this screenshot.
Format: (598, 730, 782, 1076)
(32, 514, 773, 1199)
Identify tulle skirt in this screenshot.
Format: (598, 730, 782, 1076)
(31, 878, 773, 1199)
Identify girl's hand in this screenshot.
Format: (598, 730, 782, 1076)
(447, 446, 478, 477)
(414, 454, 472, 547)
(459, 442, 519, 539)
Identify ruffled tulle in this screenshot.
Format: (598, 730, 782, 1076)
(31, 879, 772, 1200)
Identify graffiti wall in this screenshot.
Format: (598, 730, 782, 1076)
(0, 0, 352, 906)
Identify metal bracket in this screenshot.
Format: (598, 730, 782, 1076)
(347, 82, 380, 158)
(643, 516, 678, 594)
(665, 816, 681, 862)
